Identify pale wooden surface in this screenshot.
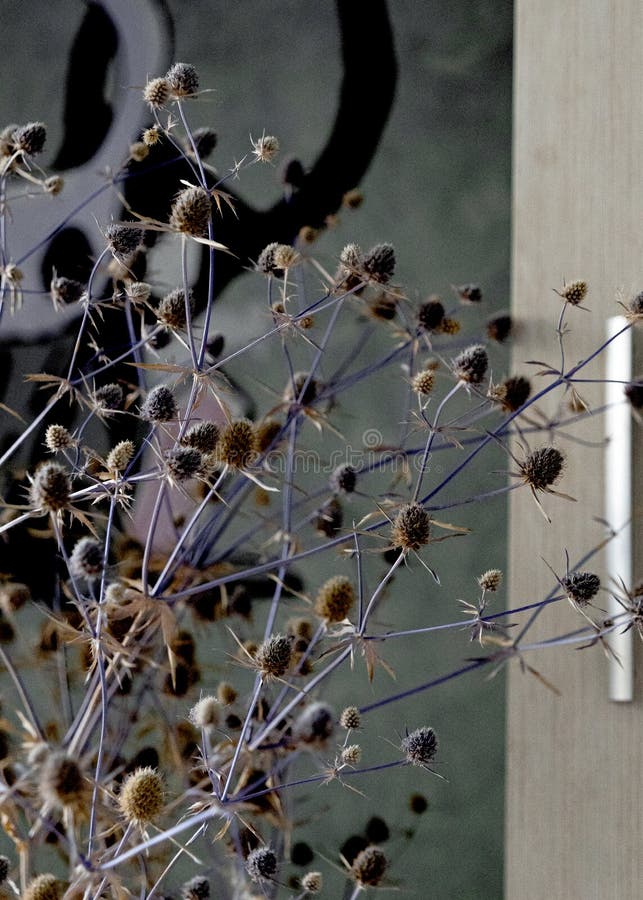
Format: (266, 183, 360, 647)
(507, 2, 642, 898)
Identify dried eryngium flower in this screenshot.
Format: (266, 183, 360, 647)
(118, 767, 164, 825)
(140, 385, 177, 422)
(39, 751, 86, 811)
(13, 121, 47, 155)
(340, 706, 361, 730)
(478, 569, 503, 592)
(219, 420, 257, 468)
(188, 696, 220, 729)
(362, 242, 396, 284)
(330, 464, 357, 494)
(93, 383, 123, 412)
(254, 634, 292, 679)
(44, 424, 75, 452)
(520, 446, 565, 491)
(315, 575, 355, 623)
(486, 313, 513, 342)
(351, 846, 388, 887)
(558, 279, 588, 306)
(165, 447, 203, 482)
(182, 421, 220, 454)
(561, 571, 600, 607)
(166, 62, 200, 97)
(106, 440, 135, 473)
(293, 701, 335, 745)
(170, 186, 211, 237)
(391, 502, 431, 552)
(489, 375, 531, 412)
(105, 224, 143, 262)
(246, 847, 278, 883)
(23, 874, 61, 900)
(144, 76, 171, 108)
(402, 725, 438, 767)
(69, 537, 103, 579)
(412, 369, 435, 395)
(29, 463, 71, 514)
(157, 288, 195, 330)
(342, 744, 362, 765)
(251, 134, 280, 163)
(453, 344, 488, 385)
(181, 876, 210, 899)
(300, 870, 323, 894)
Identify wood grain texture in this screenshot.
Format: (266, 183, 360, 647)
(506, 2, 642, 898)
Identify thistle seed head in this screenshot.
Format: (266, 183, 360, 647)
(256, 242, 281, 274)
(272, 243, 300, 269)
(143, 77, 171, 108)
(23, 874, 61, 900)
(300, 870, 322, 894)
(340, 706, 361, 730)
(520, 446, 565, 490)
(182, 421, 220, 454)
(453, 344, 488, 385)
(254, 634, 292, 679)
(118, 767, 164, 824)
(478, 569, 503, 592)
(417, 297, 445, 332)
(30, 463, 71, 513)
(69, 537, 103, 579)
(315, 575, 355, 623)
(44, 175, 64, 195)
(402, 725, 438, 766)
(391, 502, 431, 552)
(625, 290, 643, 323)
(219, 419, 257, 468)
(170, 186, 211, 237)
(166, 62, 199, 97)
(140, 385, 177, 422)
(13, 121, 47, 155)
(44, 424, 75, 452)
(351, 846, 387, 886)
(188, 696, 220, 729)
(559, 279, 588, 306)
(157, 288, 195, 330)
(330, 464, 357, 494)
(105, 224, 143, 262)
(561, 571, 600, 606)
(106, 440, 135, 473)
(486, 313, 513, 342)
(362, 242, 395, 284)
(490, 375, 531, 412)
(181, 876, 210, 899)
(246, 847, 278, 882)
(94, 383, 123, 411)
(293, 702, 335, 745)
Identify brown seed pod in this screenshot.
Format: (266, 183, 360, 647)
(391, 502, 431, 551)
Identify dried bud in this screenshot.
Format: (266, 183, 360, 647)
(44, 175, 64, 195)
(439, 316, 461, 334)
(144, 77, 171, 108)
(246, 847, 278, 882)
(273, 243, 300, 269)
(455, 283, 482, 303)
(486, 313, 513, 342)
(559, 279, 588, 306)
(107, 440, 135, 473)
(412, 369, 435, 395)
(417, 297, 445, 332)
(143, 125, 161, 146)
(343, 188, 363, 209)
(367, 292, 397, 320)
(478, 569, 503, 592)
(69, 537, 103, 579)
(105, 224, 143, 262)
(561, 571, 600, 606)
(44, 424, 75, 452)
(170, 186, 211, 237)
(293, 702, 335, 745)
(330, 464, 357, 494)
(301, 871, 323, 894)
(254, 634, 292, 678)
(30, 463, 71, 513)
(94, 383, 123, 411)
(157, 288, 195, 330)
(118, 767, 164, 824)
(217, 681, 237, 705)
(23, 874, 61, 900)
(391, 502, 431, 552)
(140, 385, 177, 423)
(453, 344, 488, 385)
(256, 242, 281, 274)
(351, 847, 387, 887)
(219, 419, 257, 468)
(129, 141, 149, 162)
(402, 725, 438, 766)
(182, 421, 220, 453)
(315, 576, 355, 623)
(520, 446, 565, 490)
(625, 290, 643, 323)
(166, 62, 199, 97)
(251, 134, 280, 163)
(340, 706, 361, 730)
(13, 121, 47, 155)
(188, 696, 220, 729)
(362, 243, 395, 284)
(127, 281, 152, 303)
